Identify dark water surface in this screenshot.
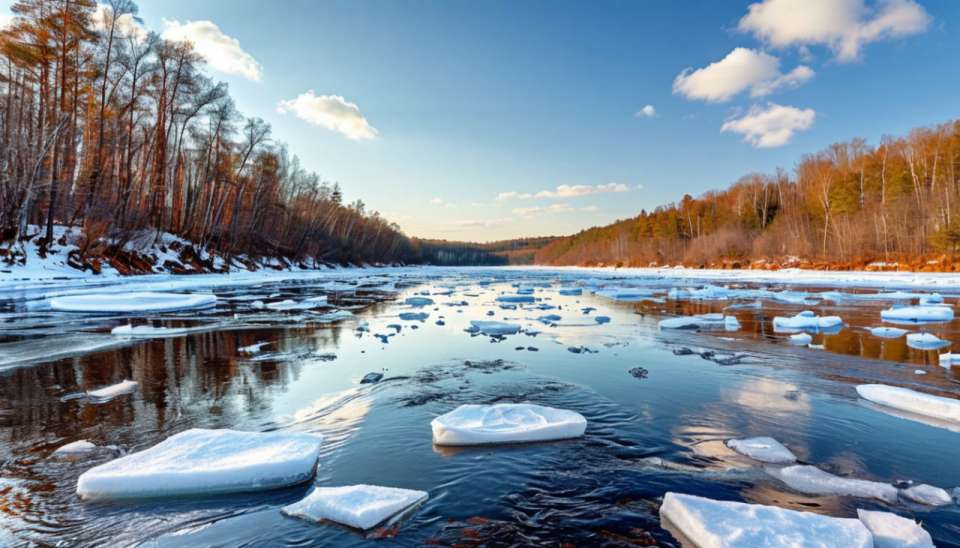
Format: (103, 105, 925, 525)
(1, 269, 960, 546)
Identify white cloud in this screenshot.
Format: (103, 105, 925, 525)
(429, 197, 456, 208)
(498, 183, 630, 201)
(162, 19, 263, 81)
(277, 91, 378, 140)
(636, 104, 656, 117)
(673, 48, 813, 103)
(512, 203, 598, 216)
(92, 5, 148, 42)
(721, 103, 815, 148)
(738, 0, 931, 62)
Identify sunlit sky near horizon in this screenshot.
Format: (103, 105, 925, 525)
(3, 0, 958, 242)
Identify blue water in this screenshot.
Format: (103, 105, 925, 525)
(1, 270, 959, 546)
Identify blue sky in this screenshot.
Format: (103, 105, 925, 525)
(5, 0, 958, 241)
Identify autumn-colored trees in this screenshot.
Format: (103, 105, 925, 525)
(536, 119, 960, 268)
(0, 0, 413, 268)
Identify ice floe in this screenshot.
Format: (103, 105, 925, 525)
(769, 465, 898, 503)
(905, 332, 950, 350)
(881, 305, 954, 324)
(308, 310, 355, 323)
(431, 403, 587, 446)
(659, 492, 872, 548)
(404, 296, 434, 307)
(52, 440, 97, 457)
(266, 299, 324, 311)
(856, 384, 960, 424)
(658, 314, 740, 331)
(857, 509, 934, 548)
(869, 327, 909, 338)
(76, 429, 322, 500)
(558, 287, 582, 296)
(282, 484, 428, 530)
(86, 380, 138, 402)
(468, 321, 521, 336)
(900, 483, 952, 506)
(110, 324, 212, 338)
(725, 437, 796, 463)
(772, 311, 843, 332)
(594, 287, 654, 302)
(49, 292, 217, 313)
(495, 295, 536, 304)
(789, 333, 813, 345)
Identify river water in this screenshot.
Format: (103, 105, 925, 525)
(1, 268, 959, 546)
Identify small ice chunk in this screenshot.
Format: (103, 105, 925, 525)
(52, 440, 97, 456)
(76, 429, 322, 500)
(900, 483, 952, 506)
(86, 379, 138, 402)
(769, 465, 898, 503)
(658, 314, 739, 331)
(595, 315, 611, 324)
(558, 287, 582, 296)
(906, 332, 950, 350)
(789, 333, 812, 345)
(404, 297, 434, 307)
(595, 287, 654, 302)
(496, 295, 536, 304)
(49, 292, 217, 313)
(239, 341, 270, 355)
(857, 509, 934, 548)
(726, 437, 797, 464)
(870, 327, 909, 338)
(915, 369, 926, 375)
(360, 372, 384, 384)
(399, 312, 429, 321)
(282, 484, 428, 530)
(659, 492, 871, 548)
(111, 324, 209, 338)
(537, 314, 562, 324)
(918, 293, 944, 306)
(857, 384, 960, 424)
(939, 353, 960, 366)
(773, 312, 843, 333)
(469, 320, 520, 336)
(432, 403, 587, 446)
(882, 305, 954, 323)
(266, 299, 324, 311)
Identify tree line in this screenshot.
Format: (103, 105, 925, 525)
(0, 0, 415, 270)
(536, 119, 960, 269)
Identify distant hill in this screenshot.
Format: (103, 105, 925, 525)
(413, 237, 558, 266)
(535, 118, 960, 271)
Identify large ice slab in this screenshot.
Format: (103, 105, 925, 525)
(432, 403, 587, 446)
(882, 305, 954, 323)
(282, 484, 428, 530)
(857, 509, 934, 548)
(76, 429, 322, 500)
(49, 292, 217, 313)
(857, 384, 960, 424)
(468, 320, 521, 336)
(726, 437, 797, 463)
(772, 311, 843, 333)
(659, 492, 872, 548)
(769, 465, 898, 503)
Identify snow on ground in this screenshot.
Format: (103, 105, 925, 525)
(857, 384, 960, 425)
(769, 465, 899, 503)
(857, 509, 935, 548)
(282, 484, 428, 530)
(431, 403, 587, 446)
(49, 292, 217, 313)
(659, 492, 872, 548)
(76, 429, 323, 500)
(725, 437, 797, 464)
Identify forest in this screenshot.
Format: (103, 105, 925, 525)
(536, 118, 960, 271)
(0, 0, 416, 271)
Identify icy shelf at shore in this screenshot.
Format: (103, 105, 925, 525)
(76, 429, 322, 500)
(726, 437, 797, 464)
(282, 484, 428, 530)
(857, 384, 960, 425)
(659, 492, 872, 548)
(431, 403, 586, 446)
(49, 292, 217, 313)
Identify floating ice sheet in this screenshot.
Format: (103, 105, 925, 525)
(769, 465, 898, 503)
(857, 384, 960, 425)
(726, 437, 797, 463)
(282, 484, 428, 530)
(432, 403, 587, 446)
(49, 292, 217, 313)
